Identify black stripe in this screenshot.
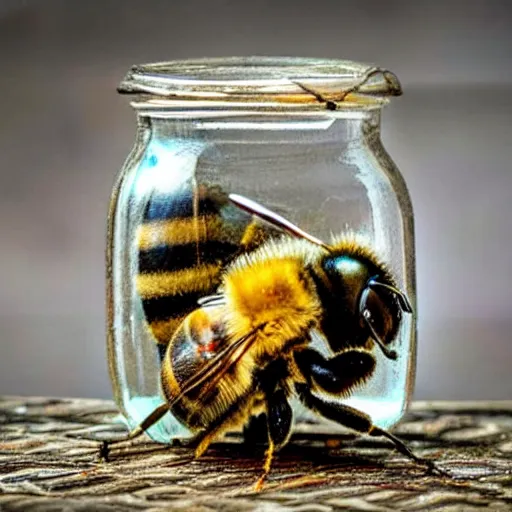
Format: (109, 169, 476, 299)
(144, 192, 225, 222)
(138, 241, 240, 273)
(142, 292, 206, 323)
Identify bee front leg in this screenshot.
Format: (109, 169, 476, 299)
(294, 348, 376, 394)
(295, 383, 448, 477)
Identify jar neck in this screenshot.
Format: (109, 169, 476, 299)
(139, 110, 382, 146)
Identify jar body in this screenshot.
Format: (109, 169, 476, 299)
(107, 110, 416, 442)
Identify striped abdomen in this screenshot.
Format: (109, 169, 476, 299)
(136, 183, 268, 357)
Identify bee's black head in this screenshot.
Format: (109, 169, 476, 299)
(318, 252, 411, 360)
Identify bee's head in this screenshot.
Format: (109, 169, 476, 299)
(320, 253, 412, 360)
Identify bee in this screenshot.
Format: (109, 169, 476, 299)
(107, 194, 442, 489)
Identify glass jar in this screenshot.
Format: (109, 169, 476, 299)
(107, 57, 416, 443)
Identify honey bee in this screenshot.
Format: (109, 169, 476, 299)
(107, 193, 442, 489)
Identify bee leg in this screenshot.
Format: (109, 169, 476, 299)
(187, 401, 251, 458)
(254, 388, 293, 491)
(243, 413, 268, 446)
(99, 402, 169, 460)
(192, 425, 224, 459)
(295, 383, 448, 477)
(294, 348, 376, 394)
(186, 417, 232, 458)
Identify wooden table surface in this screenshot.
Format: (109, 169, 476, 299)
(0, 397, 511, 511)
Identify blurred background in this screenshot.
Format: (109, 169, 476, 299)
(1, 0, 511, 400)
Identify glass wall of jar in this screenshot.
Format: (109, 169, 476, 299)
(107, 58, 416, 442)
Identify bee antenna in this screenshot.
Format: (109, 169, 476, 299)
(368, 279, 413, 314)
(229, 194, 332, 252)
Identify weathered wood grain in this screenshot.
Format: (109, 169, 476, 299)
(0, 397, 511, 511)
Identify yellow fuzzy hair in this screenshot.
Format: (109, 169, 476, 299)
(136, 263, 222, 299)
(136, 215, 233, 250)
(222, 238, 323, 359)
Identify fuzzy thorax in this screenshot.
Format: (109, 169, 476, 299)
(223, 253, 321, 359)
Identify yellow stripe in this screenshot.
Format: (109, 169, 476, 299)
(149, 316, 186, 345)
(137, 216, 225, 249)
(136, 264, 222, 299)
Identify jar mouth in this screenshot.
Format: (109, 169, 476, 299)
(119, 56, 402, 113)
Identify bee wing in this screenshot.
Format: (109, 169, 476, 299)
(167, 322, 262, 409)
(197, 294, 226, 307)
(198, 327, 262, 400)
(229, 194, 331, 251)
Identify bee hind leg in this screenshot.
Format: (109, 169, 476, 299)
(295, 383, 448, 477)
(99, 402, 169, 461)
(254, 388, 293, 491)
(243, 413, 268, 445)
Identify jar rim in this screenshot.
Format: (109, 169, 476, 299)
(118, 56, 402, 112)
